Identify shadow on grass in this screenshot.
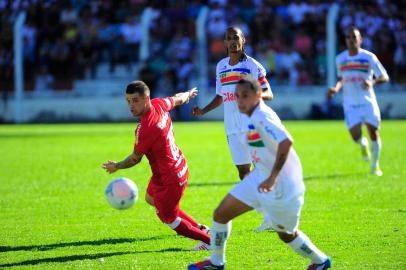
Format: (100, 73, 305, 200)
(0, 251, 134, 268)
(0, 247, 189, 268)
(188, 181, 235, 187)
(304, 172, 367, 181)
(0, 235, 174, 252)
(189, 172, 368, 187)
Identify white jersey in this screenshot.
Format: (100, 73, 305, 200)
(216, 55, 271, 135)
(336, 49, 388, 106)
(246, 101, 305, 200)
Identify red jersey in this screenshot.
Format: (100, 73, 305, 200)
(134, 97, 188, 185)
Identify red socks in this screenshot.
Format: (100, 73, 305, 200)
(178, 209, 199, 227)
(174, 218, 210, 244)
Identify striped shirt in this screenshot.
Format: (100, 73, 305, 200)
(336, 49, 388, 106)
(216, 55, 271, 135)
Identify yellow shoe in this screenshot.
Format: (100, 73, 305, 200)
(371, 166, 383, 176)
(361, 144, 371, 161)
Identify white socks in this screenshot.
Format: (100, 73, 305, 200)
(357, 136, 369, 148)
(167, 217, 181, 229)
(287, 231, 328, 264)
(371, 138, 382, 168)
(210, 221, 232, 266)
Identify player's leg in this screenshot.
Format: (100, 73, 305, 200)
(145, 180, 156, 207)
(279, 231, 331, 270)
(174, 182, 208, 230)
(267, 195, 330, 269)
(365, 122, 383, 176)
(349, 123, 370, 161)
(153, 183, 210, 246)
(365, 104, 383, 175)
(189, 175, 257, 269)
(145, 193, 154, 206)
(227, 133, 252, 180)
(211, 194, 253, 265)
(230, 132, 271, 231)
(345, 106, 370, 161)
(189, 194, 253, 269)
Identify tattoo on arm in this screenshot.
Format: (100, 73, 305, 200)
(116, 152, 142, 169)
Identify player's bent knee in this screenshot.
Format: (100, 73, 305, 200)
(213, 207, 230, 224)
(158, 211, 178, 225)
(277, 231, 298, 243)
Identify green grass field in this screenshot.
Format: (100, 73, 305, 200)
(0, 121, 405, 270)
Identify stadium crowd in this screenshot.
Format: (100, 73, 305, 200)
(0, 0, 405, 94)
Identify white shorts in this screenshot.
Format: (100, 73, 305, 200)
(227, 132, 251, 165)
(229, 170, 304, 234)
(344, 103, 381, 129)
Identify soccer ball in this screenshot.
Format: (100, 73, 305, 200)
(105, 177, 138, 210)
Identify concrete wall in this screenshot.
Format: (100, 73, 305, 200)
(1, 88, 406, 123)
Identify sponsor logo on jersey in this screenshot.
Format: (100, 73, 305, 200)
(247, 124, 264, 147)
(343, 76, 365, 83)
(223, 92, 236, 102)
(264, 125, 277, 140)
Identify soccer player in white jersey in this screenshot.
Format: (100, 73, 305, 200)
(188, 77, 331, 270)
(327, 27, 389, 176)
(192, 26, 273, 231)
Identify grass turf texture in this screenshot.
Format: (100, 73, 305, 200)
(0, 121, 405, 270)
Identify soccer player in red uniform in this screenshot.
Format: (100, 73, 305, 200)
(102, 80, 210, 250)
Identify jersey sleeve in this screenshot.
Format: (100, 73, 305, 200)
(260, 113, 292, 144)
(370, 53, 388, 78)
(155, 97, 175, 112)
(256, 62, 271, 91)
(134, 123, 155, 154)
(215, 62, 222, 96)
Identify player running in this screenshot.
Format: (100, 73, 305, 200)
(102, 80, 210, 250)
(327, 27, 389, 176)
(188, 77, 331, 270)
(192, 26, 273, 231)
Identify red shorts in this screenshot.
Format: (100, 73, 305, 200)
(146, 177, 188, 223)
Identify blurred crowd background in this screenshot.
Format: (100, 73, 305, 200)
(1, 0, 405, 97)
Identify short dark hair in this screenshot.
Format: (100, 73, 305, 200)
(237, 77, 261, 93)
(347, 26, 362, 37)
(125, 80, 150, 96)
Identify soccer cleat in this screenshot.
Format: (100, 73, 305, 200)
(360, 144, 371, 161)
(188, 259, 224, 270)
(307, 257, 331, 270)
(191, 241, 210, 251)
(371, 165, 383, 176)
(254, 220, 273, 233)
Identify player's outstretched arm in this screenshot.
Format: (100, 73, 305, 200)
(102, 150, 143, 174)
(172, 87, 198, 107)
(192, 94, 223, 116)
(327, 77, 343, 99)
(258, 138, 292, 193)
